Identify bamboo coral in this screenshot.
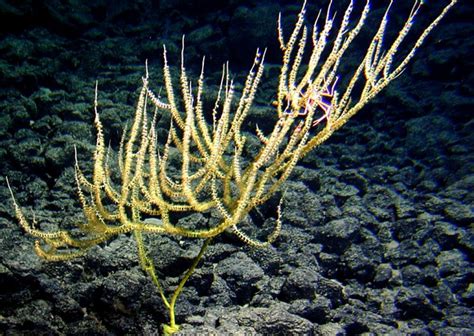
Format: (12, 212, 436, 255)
(8, 1, 458, 334)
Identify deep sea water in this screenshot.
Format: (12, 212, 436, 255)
(0, 1, 472, 335)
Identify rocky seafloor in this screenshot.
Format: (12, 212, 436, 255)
(0, 1, 473, 335)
